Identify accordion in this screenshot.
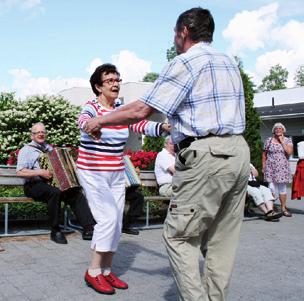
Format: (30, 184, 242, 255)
(124, 155, 141, 188)
(39, 147, 80, 191)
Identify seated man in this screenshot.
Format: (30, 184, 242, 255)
(154, 136, 175, 197)
(248, 163, 283, 221)
(16, 122, 95, 244)
(122, 186, 144, 235)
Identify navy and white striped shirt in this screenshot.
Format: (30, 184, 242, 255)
(139, 42, 245, 144)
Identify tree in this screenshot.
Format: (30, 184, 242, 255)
(259, 64, 288, 91)
(143, 72, 159, 82)
(166, 45, 177, 62)
(0, 92, 18, 111)
(294, 65, 304, 87)
(237, 60, 263, 174)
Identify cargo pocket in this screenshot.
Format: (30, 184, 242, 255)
(165, 202, 200, 239)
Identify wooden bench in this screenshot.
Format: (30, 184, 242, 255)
(0, 166, 71, 237)
(139, 171, 170, 229)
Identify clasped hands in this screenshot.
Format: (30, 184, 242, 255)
(83, 117, 171, 140)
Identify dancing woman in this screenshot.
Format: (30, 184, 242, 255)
(77, 64, 169, 295)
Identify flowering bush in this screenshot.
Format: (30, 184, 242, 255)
(0, 93, 81, 164)
(124, 149, 158, 170)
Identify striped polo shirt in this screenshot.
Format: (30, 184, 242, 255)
(77, 99, 163, 171)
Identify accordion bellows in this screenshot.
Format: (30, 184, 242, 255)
(124, 155, 141, 188)
(39, 148, 80, 191)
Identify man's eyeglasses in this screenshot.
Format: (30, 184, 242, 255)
(31, 131, 47, 135)
(102, 78, 122, 85)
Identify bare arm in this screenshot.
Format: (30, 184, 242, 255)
(167, 164, 175, 175)
(262, 151, 267, 172)
(250, 165, 258, 177)
(17, 168, 52, 180)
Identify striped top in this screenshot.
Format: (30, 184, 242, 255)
(77, 99, 163, 171)
(139, 42, 245, 144)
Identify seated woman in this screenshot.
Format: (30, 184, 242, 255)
(248, 163, 283, 221)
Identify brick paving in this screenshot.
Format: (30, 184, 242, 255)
(0, 195, 303, 301)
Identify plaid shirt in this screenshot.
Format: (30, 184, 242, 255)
(139, 42, 245, 144)
(16, 141, 52, 183)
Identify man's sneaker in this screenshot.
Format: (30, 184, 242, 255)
(84, 270, 115, 294)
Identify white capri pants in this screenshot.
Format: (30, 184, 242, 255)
(247, 184, 274, 207)
(268, 182, 287, 197)
(77, 169, 125, 252)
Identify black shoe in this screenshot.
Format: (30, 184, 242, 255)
(82, 229, 93, 240)
(50, 229, 68, 244)
(122, 228, 139, 235)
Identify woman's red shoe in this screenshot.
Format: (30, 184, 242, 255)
(84, 270, 115, 294)
(104, 272, 128, 289)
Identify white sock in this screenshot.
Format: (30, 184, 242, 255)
(88, 268, 102, 277)
(102, 267, 111, 276)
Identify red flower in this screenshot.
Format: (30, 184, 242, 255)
(124, 149, 158, 170)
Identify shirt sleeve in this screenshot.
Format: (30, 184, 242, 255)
(78, 101, 97, 129)
(263, 138, 271, 151)
(139, 57, 194, 117)
(16, 147, 32, 172)
(285, 137, 293, 145)
(129, 120, 163, 137)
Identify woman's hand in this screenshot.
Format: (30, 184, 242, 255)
(162, 123, 171, 133)
(277, 135, 284, 144)
(83, 118, 102, 140)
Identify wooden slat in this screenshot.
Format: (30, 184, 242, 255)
(144, 196, 170, 201)
(0, 168, 25, 186)
(0, 197, 33, 203)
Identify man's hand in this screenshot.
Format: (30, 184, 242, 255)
(83, 118, 102, 140)
(39, 169, 53, 180)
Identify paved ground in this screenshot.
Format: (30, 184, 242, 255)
(0, 196, 304, 301)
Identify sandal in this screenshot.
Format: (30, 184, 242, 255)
(264, 210, 283, 221)
(282, 209, 292, 217)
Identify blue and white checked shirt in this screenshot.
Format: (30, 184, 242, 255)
(139, 42, 245, 144)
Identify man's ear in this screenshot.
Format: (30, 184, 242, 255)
(181, 26, 189, 40)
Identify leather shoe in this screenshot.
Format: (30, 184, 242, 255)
(104, 272, 128, 289)
(84, 270, 115, 295)
(50, 229, 67, 244)
(122, 227, 139, 235)
(82, 229, 93, 240)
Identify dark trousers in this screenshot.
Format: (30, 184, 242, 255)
(24, 181, 95, 230)
(123, 186, 144, 228)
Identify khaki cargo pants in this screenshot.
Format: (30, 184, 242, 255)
(163, 135, 250, 301)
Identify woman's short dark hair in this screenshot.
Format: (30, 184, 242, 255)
(176, 7, 214, 43)
(90, 64, 120, 96)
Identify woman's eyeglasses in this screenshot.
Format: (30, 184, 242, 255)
(102, 78, 122, 85)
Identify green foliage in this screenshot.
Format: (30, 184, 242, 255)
(259, 64, 288, 91)
(143, 72, 159, 82)
(0, 94, 81, 164)
(239, 66, 263, 174)
(166, 45, 177, 62)
(294, 65, 304, 87)
(142, 136, 165, 152)
(0, 186, 48, 219)
(0, 92, 18, 110)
